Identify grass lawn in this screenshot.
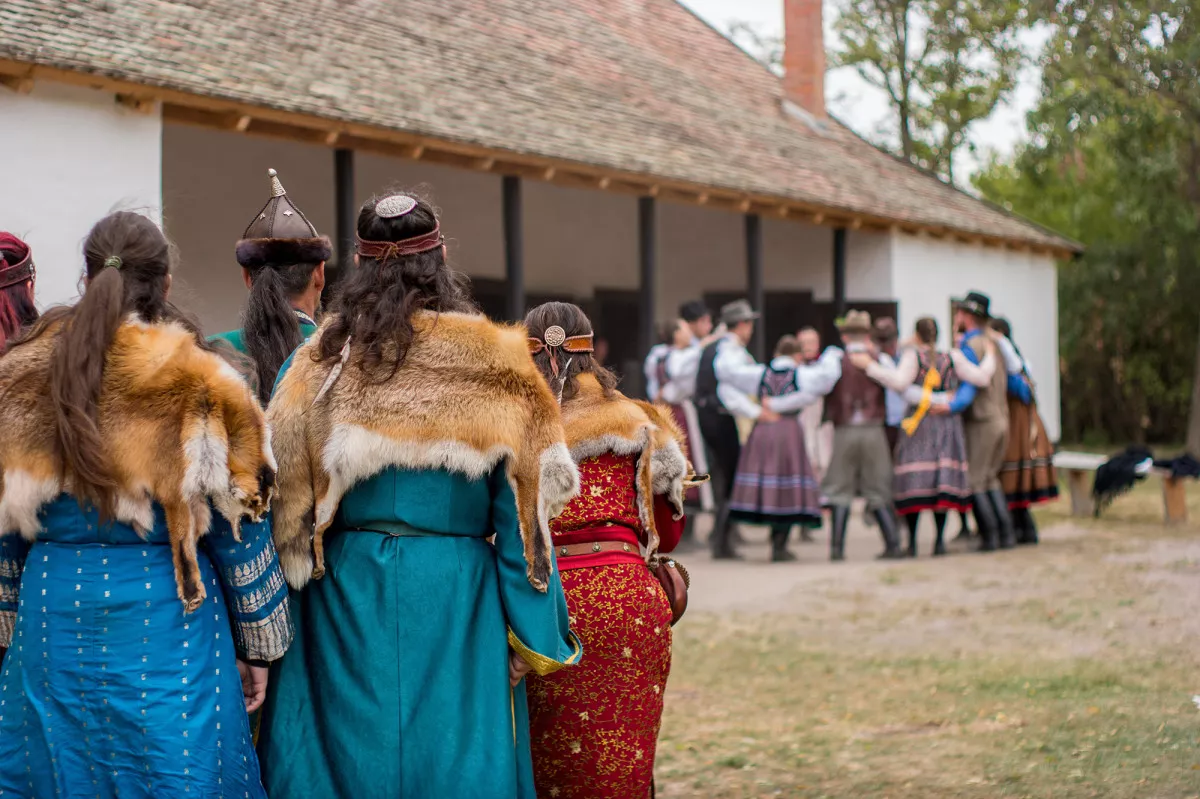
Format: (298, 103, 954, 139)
(656, 480, 1200, 797)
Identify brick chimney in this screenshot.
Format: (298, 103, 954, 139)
(782, 0, 826, 117)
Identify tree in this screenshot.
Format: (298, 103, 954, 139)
(1032, 1, 1200, 452)
(831, 0, 1028, 182)
(974, 3, 1200, 446)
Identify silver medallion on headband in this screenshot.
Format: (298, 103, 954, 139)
(375, 194, 419, 218)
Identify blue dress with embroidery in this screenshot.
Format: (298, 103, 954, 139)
(0, 497, 291, 798)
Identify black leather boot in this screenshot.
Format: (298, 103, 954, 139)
(770, 524, 797, 562)
(990, 489, 1016, 549)
(953, 510, 974, 540)
(829, 506, 850, 561)
(932, 511, 948, 556)
(1017, 508, 1039, 545)
(710, 504, 742, 560)
(972, 493, 999, 552)
(874, 507, 903, 559)
(904, 513, 920, 557)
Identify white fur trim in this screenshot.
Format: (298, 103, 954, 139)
(114, 492, 156, 535)
(182, 419, 230, 500)
(278, 543, 314, 590)
(651, 437, 688, 517)
(568, 427, 650, 463)
(0, 470, 60, 540)
(316, 423, 515, 529)
(539, 443, 580, 521)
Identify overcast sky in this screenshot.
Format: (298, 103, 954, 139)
(677, 0, 1046, 177)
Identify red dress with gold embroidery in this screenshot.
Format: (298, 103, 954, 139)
(526, 451, 682, 799)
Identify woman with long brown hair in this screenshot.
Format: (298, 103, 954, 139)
(0, 212, 291, 798)
(523, 301, 689, 799)
(0, 232, 39, 349)
(256, 193, 580, 798)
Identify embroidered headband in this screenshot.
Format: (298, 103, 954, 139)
(355, 226, 444, 261)
(0, 234, 34, 289)
(528, 325, 594, 378)
(0, 259, 33, 289)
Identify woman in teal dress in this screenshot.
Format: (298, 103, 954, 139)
(257, 192, 582, 798)
(0, 212, 292, 798)
(211, 167, 327, 401)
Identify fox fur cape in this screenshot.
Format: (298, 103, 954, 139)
(0, 316, 276, 613)
(267, 310, 580, 592)
(559, 372, 689, 557)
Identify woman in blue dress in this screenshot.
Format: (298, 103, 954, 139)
(257, 192, 582, 798)
(0, 212, 292, 798)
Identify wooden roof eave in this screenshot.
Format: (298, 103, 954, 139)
(0, 58, 1080, 260)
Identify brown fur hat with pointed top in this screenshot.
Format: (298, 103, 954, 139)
(235, 168, 332, 269)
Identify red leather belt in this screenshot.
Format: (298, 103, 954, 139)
(557, 541, 640, 558)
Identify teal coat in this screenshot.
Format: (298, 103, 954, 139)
(256, 349, 581, 798)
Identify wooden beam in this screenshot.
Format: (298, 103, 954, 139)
(597, 176, 610, 190)
(235, 115, 252, 132)
(115, 93, 155, 114)
(745, 213, 765, 360)
(638, 196, 657, 375)
(832, 228, 847, 322)
(478, 156, 496, 171)
(503, 176, 524, 321)
(0, 57, 1078, 258)
(697, 192, 709, 205)
(0, 74, 33, 94)
(324, 130, 340, 146)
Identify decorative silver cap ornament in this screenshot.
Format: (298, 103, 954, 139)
(375, 194, 419, 219)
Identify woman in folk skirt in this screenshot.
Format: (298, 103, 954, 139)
(730, 336, 824, 562)
(853, 318, 973, 556)
(990, 318, 1058, 544)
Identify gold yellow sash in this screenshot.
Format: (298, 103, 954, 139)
(901, 366, 941, 436)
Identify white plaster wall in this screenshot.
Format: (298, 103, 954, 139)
(1, 83, 162, 309)
(890, 233, 1061, 440)
(846, 229, 894, 300)
(163, 123, 334, 333)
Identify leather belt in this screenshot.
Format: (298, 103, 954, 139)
(557, 541, 639, 558)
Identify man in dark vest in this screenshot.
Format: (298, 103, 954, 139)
(694, 300, 775, 559)
(823, 310, 901, 561)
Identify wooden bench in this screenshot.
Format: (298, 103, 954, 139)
(1053, 450, 1191, 524)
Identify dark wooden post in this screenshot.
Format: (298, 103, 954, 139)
(334, 148, 355, 285)
(502, 175, 524, 321)
(832, 226, 847, 321)
(745, 213, 765, 361)
(638, 196, 657, 364)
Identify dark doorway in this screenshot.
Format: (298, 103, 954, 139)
(592, 288, 642, 394)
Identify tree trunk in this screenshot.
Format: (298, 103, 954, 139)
(1186, 325, 1200, 456)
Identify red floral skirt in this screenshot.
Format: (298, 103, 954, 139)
(526, 562, 673, 799)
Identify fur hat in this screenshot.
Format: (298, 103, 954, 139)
(235, 168, 332, 269)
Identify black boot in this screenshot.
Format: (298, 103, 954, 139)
(829, 506, 850, 561)
(953, 510, 973, 541)
(904, 513, 920, 557)
(770, 524, 797, 562)
(972, 493, 999, 552)
(874, 507, 903, 559)
(932, 511, 948, 556)
(1017, 508, 1039, 545)
(710, 504, 742, 560)
(990, 489, 1016, 549)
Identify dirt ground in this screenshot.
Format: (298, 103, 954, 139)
(655, 485, 1200, 798)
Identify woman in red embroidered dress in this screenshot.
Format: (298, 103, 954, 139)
(524, 302, 688, 799)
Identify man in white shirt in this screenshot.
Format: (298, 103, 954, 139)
(694, 300, 842, 559)
(873, 318, 907, 452)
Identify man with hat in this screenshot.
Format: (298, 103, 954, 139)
(822, 310, 902, 561)
(950, 291, 1016, 551)
(212, 168, 330, 404)
(694, 299, 841, 559)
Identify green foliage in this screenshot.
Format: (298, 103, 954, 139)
(832, 0, 1028, 182)
(975, 3, 1200, 444)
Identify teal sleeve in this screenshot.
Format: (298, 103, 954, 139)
(489, 467, 582, 676)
